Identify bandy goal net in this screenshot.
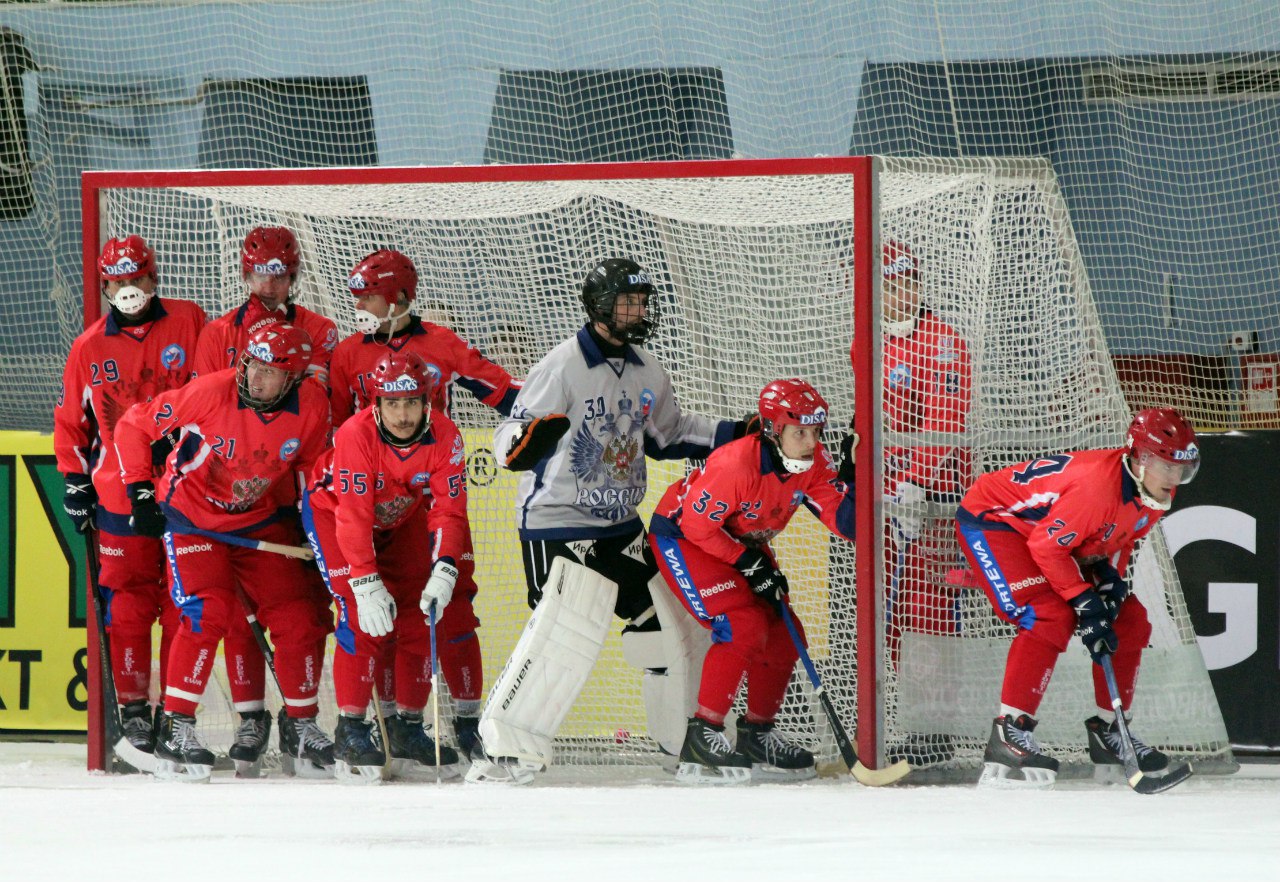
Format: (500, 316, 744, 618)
(82, 156, 1233, 778)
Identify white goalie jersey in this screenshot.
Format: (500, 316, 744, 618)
(493, 327, 735, 541)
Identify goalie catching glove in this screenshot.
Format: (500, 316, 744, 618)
(127, 481, 166, 538)
(504, 414, 570, 471)
(349, 573, 396, 637)
(736, 547, 789, 606)
(420, 560, 459, 614)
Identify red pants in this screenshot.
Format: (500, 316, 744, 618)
(162, 521, 333, 719)
(955, 521, 1151, 715)
(306, 503, 481, 716)
(650, 533, 804, 724)
(886, 519, 963, 668)
(97, 529, 178, 703)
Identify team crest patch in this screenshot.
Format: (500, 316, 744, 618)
(1135, 514, 1149, 531)
(450, 434, 465, 465)
(410, 471, 430, 488)
(639, 388, 655, 419)
(791, 490, 805, 508)
(280, 438, 300, 460)
(888, 363, 911, 390)
(160, 344, 186, 371)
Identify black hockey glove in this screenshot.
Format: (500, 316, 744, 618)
(504, 414, 570, 471)
(1073, 589, 1118, 663)
(1087, 560, 1130, 617)
(127, 481, 167, 538)
(736, 547, 789, 607)
(732, 412, 761, 440)
(836, 428, 858, 485)
(63, 473, 97, 534)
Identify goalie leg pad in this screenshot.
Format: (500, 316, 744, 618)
(622, 575, 712, 757)
(478, 557, 618, 769)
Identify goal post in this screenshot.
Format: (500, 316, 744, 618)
(80, 156, 1233, 777)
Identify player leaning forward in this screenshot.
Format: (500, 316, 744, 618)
(302, 351, 472, 782)
(955, 407, 1199, 788)
(650, 379, 857, 784)
(115, 322, 335, 781)
(472, 258, 754, 784)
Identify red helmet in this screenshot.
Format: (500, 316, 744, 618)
(1126, 407, 1199, 484)
(758, 378, 829, 438)
(348, 249, 417, 305)
(98, 235, 156, 284)
(241, 226, 300, 279)
(237, 321, 312, 411)
(882, 239, 918, 280)
(371, 351, 436, 400)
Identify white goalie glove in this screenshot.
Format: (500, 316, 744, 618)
(886, 480, 927, 541)
(420, 560, 459, 614)
(349, 573, 396, 637)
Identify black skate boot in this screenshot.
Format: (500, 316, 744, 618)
(115, 700, 157, 774)
(735, 718, 816, 781)
(277, 710, 335, 779)
(454, 715, 485, 762)
(979, 714, 1059, 790)
(228, 709, 272, 778)
(676, 717, 751, 785)
(153, 711, 215, 783)
(333, 714, 387, 785)
(386, 712, 462, 780)
(1085, 715, 1170, 783)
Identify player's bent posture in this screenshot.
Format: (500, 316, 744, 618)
(328, 248, 518, 762)
(955, 408, 1199, 789)
(649, 379, 856, 785)
(473, 258, 752, 785)
(54, 236, 206, 772)
(115, 323, 334, 782)
(302, 351, 475, 783)
(193, 226, 339, 771)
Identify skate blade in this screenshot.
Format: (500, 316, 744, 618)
(464, 756, 537, 786)
(113, 738, 157, 775)
(977, 761, 1056, 790)
(334, 760, 384, 785)
(233, 758, 265, 779)
(750, 762, 816, 783)
(675, 761, 752, 786)
(153, 757, 212, 783)
(387, 757, 463, 781)
(280, 754, 334, 780)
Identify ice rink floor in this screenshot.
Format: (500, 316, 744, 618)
(1, 742, 1277, 882)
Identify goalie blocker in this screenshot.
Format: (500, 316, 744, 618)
(472, 557, 708, 782)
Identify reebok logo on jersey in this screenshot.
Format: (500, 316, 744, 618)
(1008, 574, 1047, 591)
(327, 565, 351, 578)
(100, 545, 125, 557)
(700, 579, 736, 598)
(175, 542, 213, 556)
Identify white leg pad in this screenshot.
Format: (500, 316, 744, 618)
(622, 575, 712, 757)
(478, 557, 617, 768)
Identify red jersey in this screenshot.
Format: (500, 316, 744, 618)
(854, 310, 971, 494)
(650, 435, 856, 565)
(54, 298, 207, 515)
(328, 316, 519, 428)
(307, 407, 469, 580)
(957, 448, 1170, 602)
(115, 370, 330, 532)
(195, 298, 338, 383)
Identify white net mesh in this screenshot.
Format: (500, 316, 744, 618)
(94, 158, 1232, 776)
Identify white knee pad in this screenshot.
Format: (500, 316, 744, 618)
(621, 575, 711, 757)
(479, 557, 617, 768)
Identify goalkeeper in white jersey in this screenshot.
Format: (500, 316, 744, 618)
(469, 257, 753, 784)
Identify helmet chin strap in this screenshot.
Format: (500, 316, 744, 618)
(766, 435, 814, 474)
(374, 400, 429, 447)
(355, 302, 411, 337)
(882, 316, 917, 338)
(1123, 455, 1172, 511)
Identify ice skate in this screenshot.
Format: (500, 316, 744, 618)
(454, 715, 487, 763)
(114, 700, 157, 774)
(386, 712, 462, 780)
(675, 717, 751, 785)
(277, 710, 335, 779)
(735, 718, 815, 781)
(1085, 715, 1170, 784)
(332, 715, 386, 785)
(978, 714, 1059, 790)
(153, 712, 215, 783)
(228, 709, 272, 778)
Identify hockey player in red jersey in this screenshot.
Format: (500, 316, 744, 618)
(193, 225, 338, 771)
(955, 407, 1199, 788)
(303, 350, 475, 782)
(54, 235, 206, 772)
(849, 239, 972, 766)
(328, 248, 519, 760)
(115, 322, 335, 782)
(649, 379, 857, 784)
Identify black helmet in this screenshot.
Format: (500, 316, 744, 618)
(581, 258, 658, 345)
